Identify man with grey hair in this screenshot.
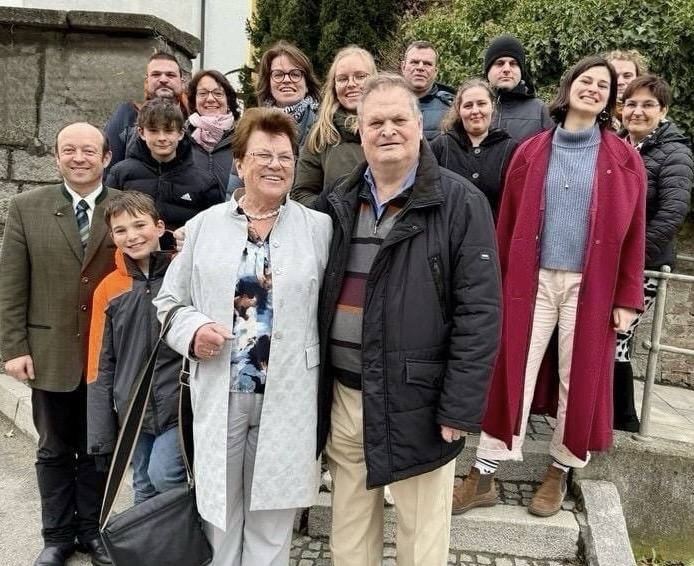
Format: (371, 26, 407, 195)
(401, 40, 455, 140)
(314, 73, 501, 565)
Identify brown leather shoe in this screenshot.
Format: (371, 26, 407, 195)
(451, 467, 498, 515)
(528, 465, 568, 517)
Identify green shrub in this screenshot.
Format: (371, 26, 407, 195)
(399, 0, 694, 134)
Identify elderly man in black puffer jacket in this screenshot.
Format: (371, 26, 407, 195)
(313, 73, 501, 566)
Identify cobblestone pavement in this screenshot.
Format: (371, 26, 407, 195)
(2, 410, 583, 565)
(289, 536, 583, 566)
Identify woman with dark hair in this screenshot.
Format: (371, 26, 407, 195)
(187, 69, 241, 189)
(256, 40, 322, 147)
(226, 42, 322, 199)
(613, 74, 693, 431)
(452, 56, 647, 518)
(430, 78, 517, 214)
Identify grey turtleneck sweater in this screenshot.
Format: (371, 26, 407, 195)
(540, 124, 601, 272)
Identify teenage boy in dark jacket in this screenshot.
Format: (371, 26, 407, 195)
(106, 98, 223, 230)
(87, 191, 185, 504)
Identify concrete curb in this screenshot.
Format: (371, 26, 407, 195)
(578, 480, 636, 566)
(308, 492, 580, 560)
(0, 373, 37, 441)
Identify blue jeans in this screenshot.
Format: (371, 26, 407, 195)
(132, 426, 186, 504)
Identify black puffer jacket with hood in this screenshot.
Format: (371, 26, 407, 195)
(625, 120, 693, 269)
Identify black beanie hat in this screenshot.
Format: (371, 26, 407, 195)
(484, 34, 526, 76)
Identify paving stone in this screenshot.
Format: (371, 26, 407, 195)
(478, 556, 492, 565)
(516, 560, 531, 566)
(301, 550, 319, 558)
(496, 558, 514, 566)
(308, 541, 321, 550)
(298, 560, 313, 566)
(383, 546, 396, 557)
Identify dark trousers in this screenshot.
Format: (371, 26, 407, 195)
(31, 382, 107, 544)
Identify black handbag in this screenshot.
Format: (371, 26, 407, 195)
(99, 307, 212, 566)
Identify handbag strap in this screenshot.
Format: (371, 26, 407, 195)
(99, 305, 189, 528)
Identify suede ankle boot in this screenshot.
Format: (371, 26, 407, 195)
(613, 361, 640, 432)
(451, 467, 497, 515)
(528, 465, 568, 517)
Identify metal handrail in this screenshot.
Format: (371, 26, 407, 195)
(636, 264, 694, 439)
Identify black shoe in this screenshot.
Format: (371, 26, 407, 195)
(77, 537, 112, 566)
(33, 543, 76, 566)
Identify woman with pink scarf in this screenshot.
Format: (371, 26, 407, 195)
(186, 69, 242, 189)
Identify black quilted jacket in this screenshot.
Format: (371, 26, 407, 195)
(627, 121, 693, 269)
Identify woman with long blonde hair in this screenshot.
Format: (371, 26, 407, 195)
(291, 46, 376, 207)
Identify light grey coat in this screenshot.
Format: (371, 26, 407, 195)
(154, 193, 332, 530)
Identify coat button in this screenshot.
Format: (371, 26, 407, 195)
(273, 241, 280, 247)
(607, 169, 612, 174)
(474, 148, 481, 155)
(411, 225, 418, 231)
(80, 305, 87, 311)
(472, 172, 480, 179)
(275, 331, 282, 340)
(275, 268, 282, 275)
(81, 277, 89, 284)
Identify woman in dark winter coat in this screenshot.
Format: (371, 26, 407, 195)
(291, 46, 377, 208)
(106, 98, 223, 230)
(613, 75, 693, 431)
(453, 56, 646, 518)
(430, 78, 517, 214)
(186, 69, 241, 190)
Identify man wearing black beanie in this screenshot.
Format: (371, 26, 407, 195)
(483, 34, 554, 142)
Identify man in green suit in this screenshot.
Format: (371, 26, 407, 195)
(0, 122, 116, 566)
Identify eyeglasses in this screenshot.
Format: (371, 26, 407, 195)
(196, 89, 226, 99)
(270, 69, 304, 83)
(335, 72, 370, 87)
(247, 151, 295, 168)
(623, 100, 661, 111)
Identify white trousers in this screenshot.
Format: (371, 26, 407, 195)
(477, 268, 590, 468)
(205, 393, 296, 566)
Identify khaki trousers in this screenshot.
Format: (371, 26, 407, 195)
(477, 268, 590, 468)
(325, 382, 455, 566)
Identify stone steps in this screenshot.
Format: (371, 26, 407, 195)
(456, 436, 553, 482)
(307, 492, 580, 560)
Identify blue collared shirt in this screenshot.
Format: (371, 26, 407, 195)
(363, 165, 417, 220)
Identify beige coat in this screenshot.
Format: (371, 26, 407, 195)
(0, 184, 116, 392)
(154, 195, 332, 529)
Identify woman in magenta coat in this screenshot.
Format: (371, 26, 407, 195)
(452, 56, 646, 518)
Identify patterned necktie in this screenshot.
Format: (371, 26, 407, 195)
(76, 199, 90, 249)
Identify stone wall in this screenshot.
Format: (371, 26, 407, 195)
(632, 218, 694, 389)
(0, 7, 199, 235)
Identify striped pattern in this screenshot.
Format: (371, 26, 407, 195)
(75, 199, 90, 249)
(329, 189, 406, 390)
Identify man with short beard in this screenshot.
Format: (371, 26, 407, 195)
(483, 35, 553, 142)
(103, 52, 188, 177)
(401, 40, 455, 140)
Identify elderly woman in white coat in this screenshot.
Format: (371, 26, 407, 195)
(154, 107, 332, 565)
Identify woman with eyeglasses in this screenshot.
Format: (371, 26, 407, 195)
(291, 46, 377, 207)
(453, 56, 646, 518)
(612, 74, 693, 431)
(155, 107, 332, 565)
(186, 70, 241, 190)
(226, 42, 321, 200)
(256, 41, 322, 148)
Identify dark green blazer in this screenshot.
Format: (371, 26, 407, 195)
(0, 184, 117, 392)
